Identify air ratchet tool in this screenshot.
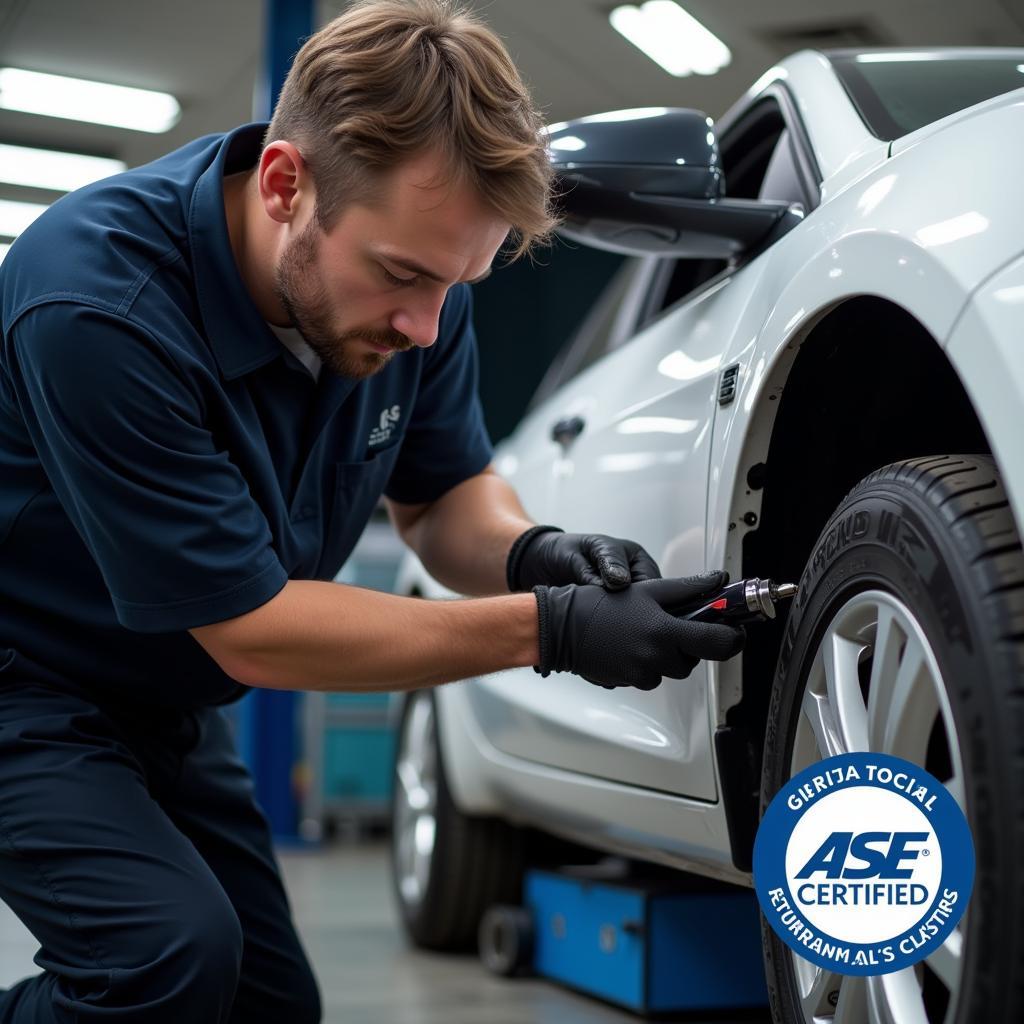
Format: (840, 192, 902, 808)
(681, 576, 799, 625)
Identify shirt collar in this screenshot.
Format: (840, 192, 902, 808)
(188, 122, 282, 380)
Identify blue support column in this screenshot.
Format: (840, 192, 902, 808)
(254, 0, 315, 121)
(238, 0, 316, 842)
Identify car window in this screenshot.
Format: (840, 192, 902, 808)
(527, 257, 648, 409)
(829, 53, 1024, 140)
(641, 257, 728, 323)
(721, 100, 788, 199)
(757, 128, 806, 208)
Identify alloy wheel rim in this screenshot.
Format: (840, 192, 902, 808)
(394, 693, 439, 909)
(786, 589, 966, 1024)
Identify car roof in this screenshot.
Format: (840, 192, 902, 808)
(724, 48, 1024, 185)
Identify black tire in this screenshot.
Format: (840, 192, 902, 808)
(478, 904, 535, 976)
(761, 455, 1024, 1024)
(389, 689, 524, 951)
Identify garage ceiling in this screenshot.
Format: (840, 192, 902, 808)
(2, 0, 1024, 211)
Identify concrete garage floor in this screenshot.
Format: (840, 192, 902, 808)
(1, 842, 770, 1024)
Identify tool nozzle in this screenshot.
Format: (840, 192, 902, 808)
(771, 582, 799, 600)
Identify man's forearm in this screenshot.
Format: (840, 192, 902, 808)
(394, 470, 535, 595)
(190, 579, 540, 692)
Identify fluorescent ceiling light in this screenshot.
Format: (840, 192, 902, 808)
(0, 198, 48, 236)
(609, 1, 731, 77)
(0, 144, 126, 192)
(0, 68, 180, 133)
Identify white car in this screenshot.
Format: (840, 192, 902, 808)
(389, 48, 1024, 1024)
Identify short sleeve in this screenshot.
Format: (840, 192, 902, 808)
(5, 302, 287, 632)
(384, 284, 494, 505)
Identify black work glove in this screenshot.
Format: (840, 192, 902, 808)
(533, 570, 745, 690)
(507, 525, 661, 592)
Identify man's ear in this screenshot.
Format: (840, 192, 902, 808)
(257, 141, 314, 225)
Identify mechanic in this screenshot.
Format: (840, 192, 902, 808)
(0, 2, 744, 1021)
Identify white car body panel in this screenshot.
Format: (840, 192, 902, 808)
(473, 268, 769, 801)
(945, 253, 1024, 525)
(434, 678, 747, 884)
(399, 49, 1024, 876)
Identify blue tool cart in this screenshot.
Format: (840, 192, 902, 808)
(297, 509, 406, 840)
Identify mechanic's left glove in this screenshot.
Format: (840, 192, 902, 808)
(507, 524, 662, 592)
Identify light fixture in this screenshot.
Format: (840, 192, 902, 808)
(0, 68, 180, 133)
(0, 144, 126, 192)
(609, 1, 731, 77)
(0, 198, 48, 237)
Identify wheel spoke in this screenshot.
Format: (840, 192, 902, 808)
(394, 694, 439, 910)
(404, 696, 430, 764)
(823, 630, 870, 752)
(867, 968, 927, 1024)
(925, 925, 963, 993)
(832, 975, 867, 1024)
(943, 772, 965, 814)
(396, 758, 429, 810)
(866, 604, 902, 746)
(795, 956, 845, 1021)
(791, 702, 822, 775)
(801, 684, 845, 759)
(881, 639, 937, 759)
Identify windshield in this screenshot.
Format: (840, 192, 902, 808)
(829, 51, 1024, 140)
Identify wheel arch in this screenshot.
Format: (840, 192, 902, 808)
(714, 294, 992, 871)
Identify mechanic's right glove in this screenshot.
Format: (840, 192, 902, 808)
(533, 570, 745, 691)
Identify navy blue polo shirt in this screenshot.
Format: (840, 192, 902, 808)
(0, 123, 493, 708)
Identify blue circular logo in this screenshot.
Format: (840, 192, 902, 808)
(753, 752, 974, 975)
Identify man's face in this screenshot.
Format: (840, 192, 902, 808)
(273, 150, 509, 380)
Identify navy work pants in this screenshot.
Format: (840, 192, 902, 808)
(0, 680, 321, 1023)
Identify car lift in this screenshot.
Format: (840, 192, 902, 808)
(478, 860, 768, 1017)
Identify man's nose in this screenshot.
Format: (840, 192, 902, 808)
(390, 290, 446, 349)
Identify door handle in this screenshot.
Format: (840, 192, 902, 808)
(551, 415, 586, 448)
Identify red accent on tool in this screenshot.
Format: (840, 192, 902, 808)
(710, 598, 728, 610)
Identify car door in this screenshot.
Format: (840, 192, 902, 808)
(487, 255, 654, 523)
(465, 93, 820, 800)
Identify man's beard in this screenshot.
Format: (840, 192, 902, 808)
(272, 219, 412, 380)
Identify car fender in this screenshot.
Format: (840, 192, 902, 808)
(944, 253, 1024, 534)
(703, 123, 1024, 720)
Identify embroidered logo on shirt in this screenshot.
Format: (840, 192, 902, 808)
(369, 404, 401, 447)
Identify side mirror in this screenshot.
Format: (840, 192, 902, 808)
(547, 107, 802, 258)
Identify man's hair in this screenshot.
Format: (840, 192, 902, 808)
(265, 0, 559, 259)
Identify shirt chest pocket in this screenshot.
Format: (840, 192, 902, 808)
(315, 438, 404, 580)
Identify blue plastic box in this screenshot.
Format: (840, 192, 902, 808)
(525, 869, 768, 1014)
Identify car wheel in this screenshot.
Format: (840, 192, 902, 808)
(760, 455, 1024, 1024)
(389, 688, 524, 950)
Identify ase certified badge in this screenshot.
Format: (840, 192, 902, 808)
(753, 752, 974, 975)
